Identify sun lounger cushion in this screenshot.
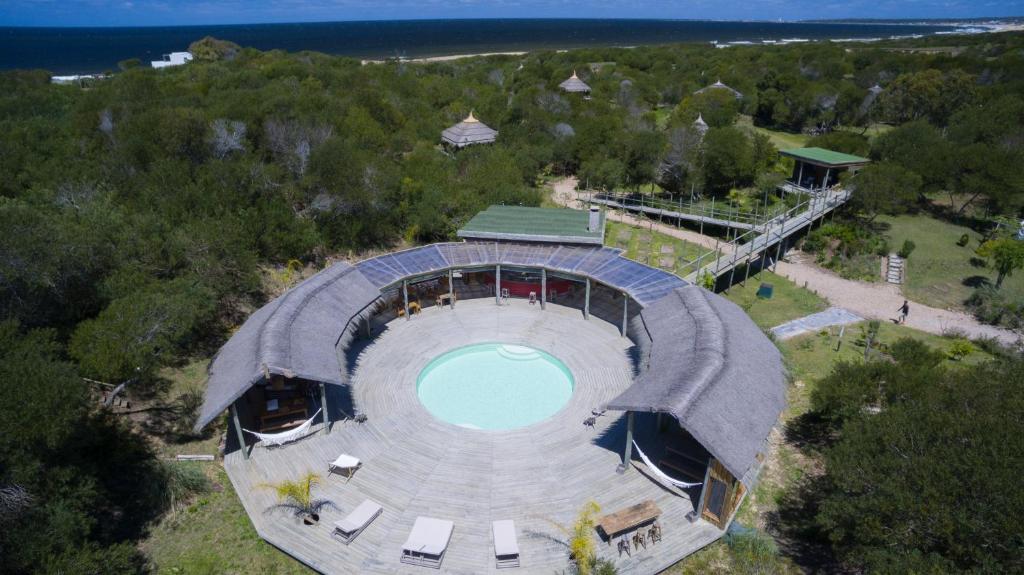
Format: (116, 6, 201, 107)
(492, 520, 519, 557)
(402, 517, 454, 556)
(335, 500, 382, 534)
(330, 454, 360, 470)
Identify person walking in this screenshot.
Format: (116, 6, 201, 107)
(897, 300, 910, 324)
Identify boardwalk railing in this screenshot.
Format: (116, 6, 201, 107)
(683, 189, 851, 285)
(580, 190, 792, 232)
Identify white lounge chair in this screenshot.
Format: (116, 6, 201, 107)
(328, 453, 361, 482)
(493, 519, 520, 568)
(400, 516, 454, 569)
(331, 500, 382, 544)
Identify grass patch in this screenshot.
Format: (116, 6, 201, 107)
(736, 115, 809, 150)
(142, 463, 312, 574)
(876, 214, 1024, 311)
(604, 220, 713, 278)
(722, 271, 828, 330)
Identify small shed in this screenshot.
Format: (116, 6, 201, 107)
(695, 79, 743, 100)
(693, 113, 709, 137)
(780, 147, 870, 191)
(441, 112, 498, 149)
(559, 71, 592, 95)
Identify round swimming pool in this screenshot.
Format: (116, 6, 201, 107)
(416, 343, 575, 430)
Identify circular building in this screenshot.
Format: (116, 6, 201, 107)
(196, 206, 785, 574)
(558, 70, 592, 97)
(694, 79, 743, 100)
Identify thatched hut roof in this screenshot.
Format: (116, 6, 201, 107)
(695, 79, 743, 100)
(558, 71, 592, 94)
(441, 111, 498, 148)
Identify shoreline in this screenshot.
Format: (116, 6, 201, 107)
(361, 50, 528, 65)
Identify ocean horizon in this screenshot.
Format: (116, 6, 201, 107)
(0, 18, 964, 75)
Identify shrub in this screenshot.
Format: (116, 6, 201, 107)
(966, 287, 1024, 329)
(946, 339, 975, 361)
(957, 233, 970, 247)
(897, 239, 916, 259)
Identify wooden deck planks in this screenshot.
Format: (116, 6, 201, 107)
(223, 298, 724, 574)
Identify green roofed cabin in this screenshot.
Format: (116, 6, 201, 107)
(780, 147, 870, 193)
(457, 205, 605, 246)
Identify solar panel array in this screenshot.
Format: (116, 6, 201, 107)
(355, 242, 687, 307)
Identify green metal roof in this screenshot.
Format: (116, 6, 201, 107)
(780, 147, 871, 167)
(457, 205, 605, 245)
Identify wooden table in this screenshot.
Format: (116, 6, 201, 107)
(597, 500, 662, 542)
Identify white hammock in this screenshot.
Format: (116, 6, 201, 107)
(632, 440, 703, 489)
(243, 408, 322, 447)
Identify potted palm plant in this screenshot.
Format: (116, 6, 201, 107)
(262, 472, 336, 526)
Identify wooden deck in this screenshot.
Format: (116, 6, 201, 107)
(223, 298, 723, 574)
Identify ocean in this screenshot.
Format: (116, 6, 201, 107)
(0, 19, 963, 75)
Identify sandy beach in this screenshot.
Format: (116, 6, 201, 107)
(361, 51, 527, 65)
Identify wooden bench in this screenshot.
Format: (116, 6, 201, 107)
(597, 500, 662, 543)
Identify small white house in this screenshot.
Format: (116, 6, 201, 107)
(151, 52, 193, 69)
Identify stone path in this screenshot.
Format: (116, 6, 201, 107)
(770, 307, 863, 340)
(550, 177, 1022, 347)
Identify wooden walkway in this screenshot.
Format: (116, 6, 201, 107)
(585, 193, 762, 232)
(224, 298, 722, 574)
(685, 189, 851, 283)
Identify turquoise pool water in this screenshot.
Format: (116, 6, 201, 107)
(416, 343, 575, 430)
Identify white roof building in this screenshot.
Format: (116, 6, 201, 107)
(152, 52, 193, 69)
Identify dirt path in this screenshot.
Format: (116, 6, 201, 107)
(551, 177, 735, 253)
(550, 177, 1021, 346)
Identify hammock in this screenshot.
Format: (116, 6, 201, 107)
(632, 440, 703, 489)
(243, 408, 322, 447)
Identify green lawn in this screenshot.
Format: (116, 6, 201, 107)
(722, 271, 829, 330)
(735, 115, 809, 150)
(142, 464, 311, 574)
(605, 220, 715, 278)
(876, 214, 1024, 311)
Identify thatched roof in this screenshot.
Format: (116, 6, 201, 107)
(695, 79, 743, 100)
(441, 112, 498, 148)
(195, 262, 380, 431)
(559, 71, 591, 93)
(606, 285, 785, 485)
(693, 113, 709, 135)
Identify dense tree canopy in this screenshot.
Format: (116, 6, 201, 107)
(810, 342, 1024, 573)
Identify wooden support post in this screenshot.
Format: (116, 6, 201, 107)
(773, 216, 785, 272)
(621, 293, 629, 337)
(584, 278, 591, 319)
(617, 411, 635, 473)
(231, 402, 248, 460)
(656, 412, 664, 432)
(540, 268, 547, 310)
(495, 264, 502, 305)
(796, 162, 804, 188)
(448, 268, 454, 309)
(759, 220, 771, 275)
(363, 316, 371, 338)
(695, 457, 714, 518)
(320, 382, 330, 435)
(403, 280, 410, 321)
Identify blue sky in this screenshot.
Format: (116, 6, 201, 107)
(2, 0, 1021, 27)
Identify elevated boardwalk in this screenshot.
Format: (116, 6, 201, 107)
(685, 189, 851, 283)
(584, 192, 767, 232)
(223, 299, 722, 574)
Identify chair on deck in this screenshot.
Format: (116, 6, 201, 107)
(331, 500, 382, 544)
(401, 516, 454, 569)
(328, 454, 361, 482)
(492, 519, 520, 568)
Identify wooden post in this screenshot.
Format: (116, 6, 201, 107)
(495, 264, 502, 305)
(320, 382, 330, 435)
(540, 268, 547, 310)
(448, 268, 454, 308)
(231, 402, 248, 460)
(759, 219, 771, 275)
(773, 215, 786, 272)
(796, 161, 804, 189)
(824, 167, 832, 189)
(617, 411, 635, 473)
(621, 293, 628, 337)
(584, 278, 591, 319)
(363, 316, 371, 338)
(403, 280, 410, 320)
(695, 457, 714, 518)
